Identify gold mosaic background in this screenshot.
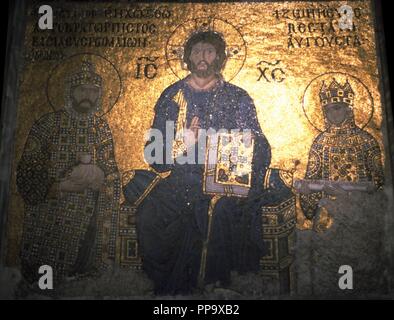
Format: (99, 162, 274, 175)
(6, 0, 385, 264)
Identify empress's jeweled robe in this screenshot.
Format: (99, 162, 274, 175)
(17, 110, 120, 284)
(138, 77, 274, 295)
(300, 115, 384, 219)
(297, 111, 386, 296)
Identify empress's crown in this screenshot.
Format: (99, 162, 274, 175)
(67, 60, 102, 87)
(319, 78, 354, 107)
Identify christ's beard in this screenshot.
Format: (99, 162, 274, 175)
(190, 60, 217, 78)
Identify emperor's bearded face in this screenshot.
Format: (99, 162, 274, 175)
(70, 84, 100, 114)
(323, 102, 351, 126)
(189, 41, 218, 78)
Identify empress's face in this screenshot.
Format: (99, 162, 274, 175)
(189, 42, 217, 78)
(71, 84, 100, 114)
(324, 102, 350, 126)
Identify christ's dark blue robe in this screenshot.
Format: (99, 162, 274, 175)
(137, 77, 272, 295)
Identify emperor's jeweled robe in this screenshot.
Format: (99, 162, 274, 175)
(17, 110, 120, 283)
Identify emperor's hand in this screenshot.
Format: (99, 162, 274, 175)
(60, 162, 105, 193)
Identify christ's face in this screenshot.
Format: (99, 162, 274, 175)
(324, 102, 350, 126)
(71, 84, 100, 114)
(189, 42, 217, 78)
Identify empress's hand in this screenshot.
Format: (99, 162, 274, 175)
(313, 206, 334, 232)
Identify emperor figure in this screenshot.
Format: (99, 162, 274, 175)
(128, 31, 275, 295)
(17, 60, 121, 285)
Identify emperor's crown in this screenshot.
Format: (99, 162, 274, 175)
(319, 78, 354, 107)
(67, 60, 102, 87)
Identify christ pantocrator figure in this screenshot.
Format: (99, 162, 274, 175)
(131, 31, 274, 295)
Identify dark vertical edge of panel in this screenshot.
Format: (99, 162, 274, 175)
(371, 0, 394, 295)
(0, 0, 28, 266)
